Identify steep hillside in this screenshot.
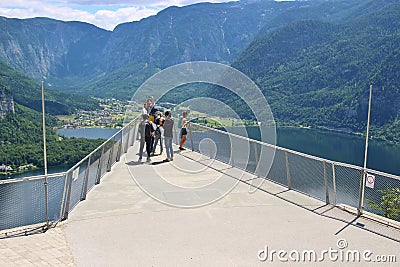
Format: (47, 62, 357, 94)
(230, 2, 400, 141)
(0, 0, 381, 98)
(0, 17, 110, 90)
(0, 103, 103, 170)
(0, 63, 104, 170)
(0, 61, 98, 115)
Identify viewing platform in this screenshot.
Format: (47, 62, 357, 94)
(1, 140, 399, 266)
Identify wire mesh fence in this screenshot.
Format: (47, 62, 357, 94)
(185, 122, 400, 222)
(0, 119, 138, 234)
(1, 118, 399, 233)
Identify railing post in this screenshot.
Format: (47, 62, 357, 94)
(332, 163, 337, 205)
(63, 171, 74, 220)
(324, 161, 330, 204)
(208, 130, 213, 159)
(81, 156, 91, 201)
(285, 151, 292, 189)
(124, 125, 131, 153)
(107, 139, 115, 172)
(96, 146, 105, 185)
(59, 172, 69, 221)
(358, 170, 367, 215)
(188, 124, 194, 151)
(174, 122, 179, 145)
(116, 138, 123, 162)
(132, 121, 138, 146)
(253, 142, 260, 178)
(230, 137, 235, 167)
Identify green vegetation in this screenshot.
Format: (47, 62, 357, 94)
(0, 104, 104, 170)
(368, 188, 400, 221)
(0, 63, 105, 174)
(0, 61, 99, 115)
(225, 3, 400, 143)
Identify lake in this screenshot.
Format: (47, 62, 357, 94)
(57, 127, 119, 139)
(276, 127, 400, 176)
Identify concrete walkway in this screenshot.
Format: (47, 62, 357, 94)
(1, 144, 399, 266)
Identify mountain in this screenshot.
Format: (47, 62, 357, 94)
(0, 64, 103, 169)
(0, 17, 111, 91)
(0, 103, 104, 169)
(229, 1, 400, 142)
(0, 0, 399, 142)
(0, 61, 98, 115)
(0, 0, 384, 98)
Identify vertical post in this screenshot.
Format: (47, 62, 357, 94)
(253, 142, 260, 178)
(285, 151, 292, 189)
(116, 138, 123, 162)
(41, 80, 49, 229)
(63, 171, 74, 220)
(174, 121, 179, 145)
(107, 138, 115, 172)
(59, 172, 69, 221)
(358, 84, 373, 215)
(96, 146, 105, 184)
(207, 130, 213, 159)
(332, 163, 337, 205)
(188, 124, 194, 152)
(81, 156, 91, 201)
(324, 161, 330, 204)
(125, 125, 131, 153)
(131, 121, 136, 146)
(230, 137, 235, 167)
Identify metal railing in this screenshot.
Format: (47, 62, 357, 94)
(185, 122, 400, 222)
(1, 117, 399, 234)
(0, 119, 139, 234)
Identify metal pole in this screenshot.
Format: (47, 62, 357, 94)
(323, 161, 329, 204)
(188, 124, 194, 151)
(331, 163, 337, 205)
(358, 84, 373, 215)
(285, 151, 292, 189)
(41, 80, 49, 229)
(96, 146, 105, 184)
(63, 171, 74, 220)
(208, 130, 213, 159)
(106, 138, 115, 172)
(81, 156, 91, 201)
(230, 137, 235, 167)
(253, 142, 260, 178)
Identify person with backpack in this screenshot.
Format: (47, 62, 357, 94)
(138, 114, 155, 162)
(152, 112, 164, 156)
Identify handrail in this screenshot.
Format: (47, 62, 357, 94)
(189, 122, 400, 181)
(2, 117, 399, 233)
(0, 172, 67, 185)
(66, 119, 137, 173)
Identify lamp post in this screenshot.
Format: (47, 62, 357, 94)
(358, 84, 373, 215)
(41, 80, 49, 229)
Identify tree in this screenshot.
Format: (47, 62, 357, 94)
(368, 187, 400, 221)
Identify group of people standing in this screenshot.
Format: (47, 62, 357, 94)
(138, 96, 188, 162)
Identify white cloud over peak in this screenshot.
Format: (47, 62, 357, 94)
(0, 0, 234, 30)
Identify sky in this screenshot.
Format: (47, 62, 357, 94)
(0, 0, 239, 31)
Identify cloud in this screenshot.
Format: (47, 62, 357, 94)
(0, 0, 233, 30)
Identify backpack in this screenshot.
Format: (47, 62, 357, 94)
(144, 121, 154, 137)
